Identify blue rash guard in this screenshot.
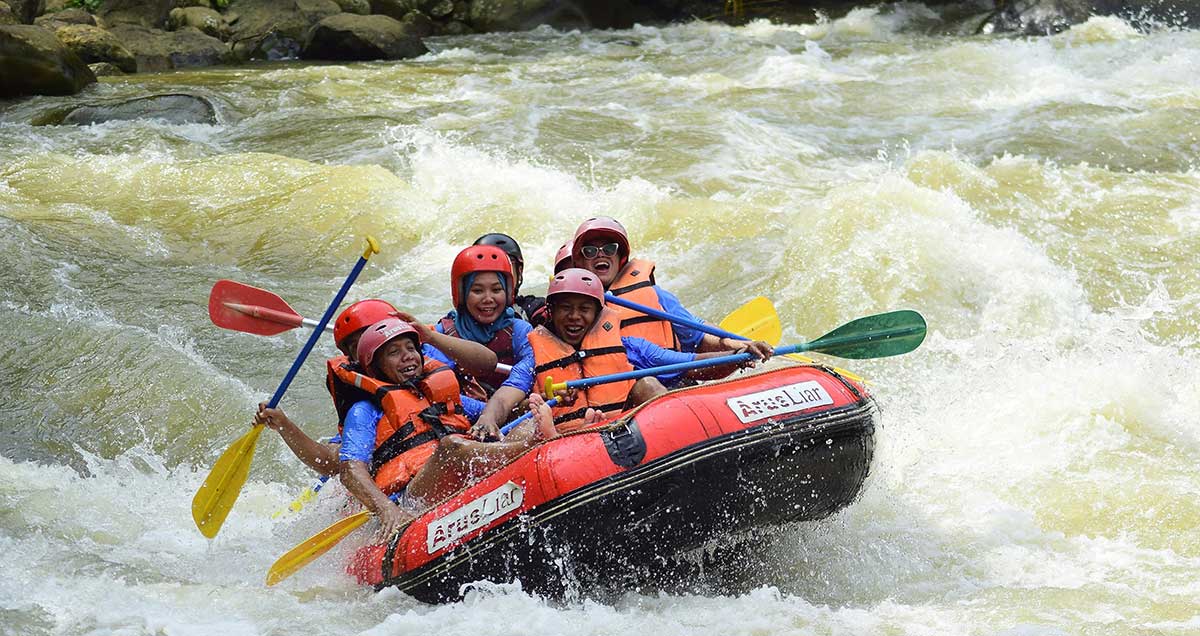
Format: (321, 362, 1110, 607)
(653, 286, 707, 353)
(426, 318, 537, 393)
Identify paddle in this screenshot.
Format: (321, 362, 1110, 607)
(191, 236, 381, 539)
(266, 492, 401, 586)
(209, 280, 333, 336)
(545, 310, 925, 395)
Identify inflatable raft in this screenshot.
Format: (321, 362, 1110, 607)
(347, 363, 877, 602)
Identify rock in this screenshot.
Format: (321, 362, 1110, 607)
(0, 2, 17, 25)
(467, 0, 639, 31)
(333, 0, 369, 14)
(0, 24, 95, 97)
(54, 23, 137, 72)
(6, 0, 42, 24)
(450, 0, 466, 20)
(368, 0, 419, 20)
(302, 12, 425, 59)
(984, 0, 1200, 34)
(226, 0, 341, 61)
(34, 7, 96, 27)
(96, 0, 175, 28)
(426, 0, 451, 18)
(88, 60, 124, 75)
(441, 18, 470, 33)
(168, 6, 229, 39)
(468, 0, 555, 31)
(107, 24, 231, 71)
(43, 0, 69, 13)
(399, 9, 432, 36)
(58, 93, 218, 124)
(174, 0, 214, 8)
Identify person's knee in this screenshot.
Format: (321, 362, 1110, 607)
(631, 377, 667, 404)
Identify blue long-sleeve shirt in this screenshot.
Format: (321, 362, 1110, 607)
(652, 285, 708, 352)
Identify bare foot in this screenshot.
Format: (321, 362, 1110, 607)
(583, 408, 605, 428)
(528, 393, 560, 440)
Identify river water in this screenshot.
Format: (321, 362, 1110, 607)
(2, 7, 1198, 635)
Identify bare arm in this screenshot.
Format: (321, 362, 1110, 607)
(470, 386, 527, 441)
(254, 404, 338, 476)
(339, 460, 409, 539)
(394, 311, 498, 377)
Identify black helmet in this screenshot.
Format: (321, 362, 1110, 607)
(473, 233, 523, 267)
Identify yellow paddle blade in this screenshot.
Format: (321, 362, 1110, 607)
(266, 510, 372, 586)
(191, 425, 264, 539)
(719, 296, 782, 345)
(272, 485, 319, 519)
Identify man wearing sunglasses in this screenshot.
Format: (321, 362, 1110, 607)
(570, 216, 773, 362)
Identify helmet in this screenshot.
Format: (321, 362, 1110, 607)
(334, 299, 398, 349)
(571, 216, 629, 266)
(473, 233, 523, 269)
(553, 242, 573, 274)
(546, 268, 605, 306)
(356, 318, 421, 372)
(450, 245, 516, 308)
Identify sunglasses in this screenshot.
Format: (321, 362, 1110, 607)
(580, 242, 620, 259)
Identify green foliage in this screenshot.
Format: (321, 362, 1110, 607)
(215, 0, 231, 8)
(66, 0, 102, 12)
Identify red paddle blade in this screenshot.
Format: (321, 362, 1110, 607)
(209, 280, 304, 336)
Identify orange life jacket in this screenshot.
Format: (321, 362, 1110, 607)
(606, 258, 679, 350)
(326, 355, 373, 430)
(331, 359, 470, 494)
(528, 307, 635, 433)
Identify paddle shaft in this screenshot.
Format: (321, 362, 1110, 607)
(604, 293, 749, 341)
(224, 301, 333, 332)
(552, 322, 923, 392)
(264, 240, 378, 410)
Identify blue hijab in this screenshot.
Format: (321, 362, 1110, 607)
(449, 272, 516, 343)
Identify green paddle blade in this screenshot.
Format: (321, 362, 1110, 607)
(719, 296, 782, 345)
(266, 510, 372, 586)
(192, 425, 263, 538)
(803, 310, 926, 359)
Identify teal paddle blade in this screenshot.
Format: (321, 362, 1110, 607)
(802, 310, 926, 359)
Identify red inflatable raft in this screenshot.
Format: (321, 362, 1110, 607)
(348, 363, 877, 602)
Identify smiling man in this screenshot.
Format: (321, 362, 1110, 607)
(571, 216, 772, 361)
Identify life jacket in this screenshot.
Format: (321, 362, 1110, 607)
(331, 359, 470, 495)
(528, 307, 635, 433)
(325, 355, 373, 430)
(606, 258, 679, 350)
(438, 315, 515, 399)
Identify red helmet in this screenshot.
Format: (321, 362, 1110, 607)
(356, 318, 421, 372)
(451, 245, 515, 308)
(553, 242, 573, 274)
(334, 299, 398, 349)
(546, 267, 605, 306)
(571, 216, 630, 266)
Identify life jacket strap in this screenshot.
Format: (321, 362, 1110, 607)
(533, 345, 626, 374)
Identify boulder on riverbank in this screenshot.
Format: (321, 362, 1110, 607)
(108, 23, 232, 71)
(302, 12, 427, 59)
(227, 0, 341, 60)
(0, 23, 94, 98)
(54, 23, 136, 72)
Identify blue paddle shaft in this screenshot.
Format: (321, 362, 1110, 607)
(265, 250, 373, 409)
(603, 293, 747, 341)
(499, 398, 560, 435)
